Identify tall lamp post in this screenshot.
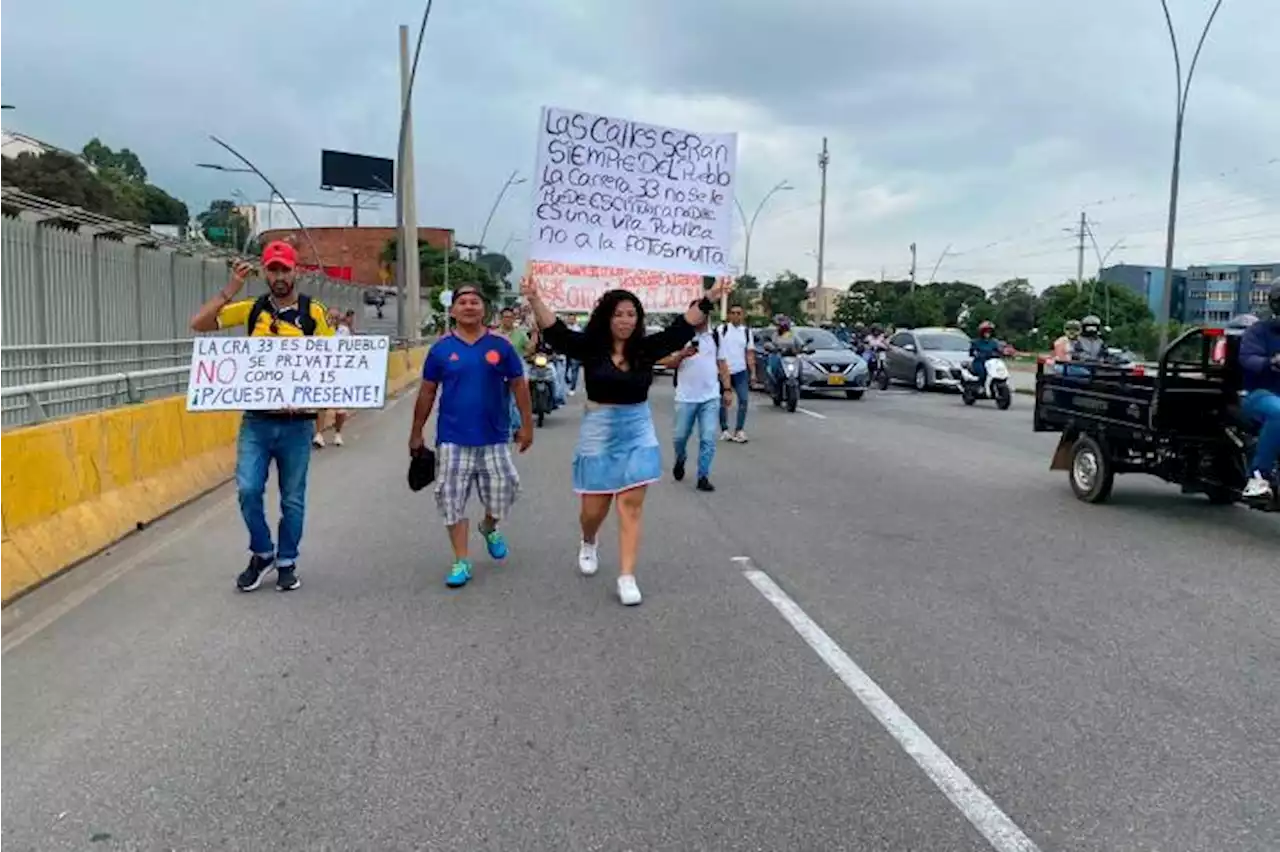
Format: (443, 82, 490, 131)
(1156, 0, 1225, 351)
(477, 170, 527, 254)
(395, 1, 436, 343)
(732, 180, 792, 318)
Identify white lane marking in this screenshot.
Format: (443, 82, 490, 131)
(796, 407, 827, 419)
(2, 494, 236, 655)
(740, 561, 1041, 852)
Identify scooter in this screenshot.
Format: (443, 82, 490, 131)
(527, 353, 557, 427)
(868, 349, 890, 390)
(960, 357, 1013, 410)
(765, 342, 801, 413)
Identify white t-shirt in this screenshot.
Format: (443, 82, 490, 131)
(334, 325, 351, 337)
(718, 324, 753, 374)
(675, 330, 724, 404)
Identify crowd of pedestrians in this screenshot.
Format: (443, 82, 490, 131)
(199, 241, 748, 606)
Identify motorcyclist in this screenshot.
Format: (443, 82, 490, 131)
(1071, 315, 1107, 361)
(1238, 283, 1280, 499)
(1053, 319, 1082, 360)
(968, 320, 1007, 384)
(767, 314, 796, 387)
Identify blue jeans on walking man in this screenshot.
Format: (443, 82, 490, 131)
(236, 414, 314, 566)
(673, 398, 719, 480)
(720, 369, 751, 433)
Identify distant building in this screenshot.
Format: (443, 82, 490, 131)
(259, 225, 453, 287)
(0, 130, 61, 160)
(1098, 264, 1187, 320)
(1100, 261, 1276, 325)
(804, 286, 844, 323)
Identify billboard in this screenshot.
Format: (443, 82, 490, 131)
(320, 150, 395, 194)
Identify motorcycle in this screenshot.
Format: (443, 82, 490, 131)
(764, 341, 802, 413)
(959, 356, 1013, 410)
(868, 349, 890, 390)
(527, 353, 557, 427)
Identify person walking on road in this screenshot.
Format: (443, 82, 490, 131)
(717, 304, 755, 442)
(495, 307, 532, 442)
(189, 241, 334, 592)
(522, 277, 732, 606)
(409, 285, 534, 588)
(315, 308, 352, 448)
(661, 304, 733, 491)
(1239, 283, 1280, 500)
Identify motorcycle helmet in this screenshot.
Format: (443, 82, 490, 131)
(978, 320, 995, 337)
(774, 314, 792, 331)
(1064, 319, 1082, 339)
(1081, 315, 1102, 338)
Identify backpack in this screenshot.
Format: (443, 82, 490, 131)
(673, 329, 720, 387)
(247, 293, 317, 337)
(717, 324, 753, 350)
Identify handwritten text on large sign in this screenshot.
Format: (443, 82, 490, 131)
(186, 335, 390, 411)
(530, 106, 737, 276)
(528, 262, 731, 314)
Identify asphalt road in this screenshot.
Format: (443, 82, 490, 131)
(3, 381, 1277, 851)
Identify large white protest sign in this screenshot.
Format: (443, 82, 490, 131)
(529, 106, 737, 276)
(186, 335, 390, 412)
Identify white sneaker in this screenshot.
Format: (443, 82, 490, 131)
(1242, 472, 1273, 500)
(312, 434, 325, 449)
(617, 575, 642, 606)
(720, 430, 733, 441)
(734, 430, 748, 443)
(333, 433, 344, 447)
(578, 540, 599, 576)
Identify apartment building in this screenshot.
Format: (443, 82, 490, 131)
(1183, 263, 1277, 323)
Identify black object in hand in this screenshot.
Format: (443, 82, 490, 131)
(408, 446, 436, 492)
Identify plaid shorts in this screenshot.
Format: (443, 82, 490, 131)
(434, 443, 521, 526)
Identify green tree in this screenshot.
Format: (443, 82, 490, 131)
(1, 151, 118, 215)
(197, 199, 252, 249)
(833, 288, 877, 327)
(761, 270, 810, 321)
(930, 281, 989, 326)
(475, 252, 514, 282)
(82, 137, 147, 183)
(889, 288, 945, 329)
(988, 278, 1037, 337)
(382, 238, 502, 309)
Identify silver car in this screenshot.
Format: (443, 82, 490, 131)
(788, 326, 872, 400)
(884, 327, 973, 391)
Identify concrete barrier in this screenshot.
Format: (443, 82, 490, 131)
(0, 344, 427, 605)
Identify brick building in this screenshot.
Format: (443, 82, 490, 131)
(259, 226, 454, 286)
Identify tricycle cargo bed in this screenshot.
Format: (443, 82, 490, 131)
(1033, 371, 1228, 439)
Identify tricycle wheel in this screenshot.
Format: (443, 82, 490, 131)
(1069, 434, 1114, 504)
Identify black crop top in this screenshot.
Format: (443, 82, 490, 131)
(541, 317, 696, 405)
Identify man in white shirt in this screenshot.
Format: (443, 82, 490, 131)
(717, 305, 755, 442)
(660, 303, 734, 492)
(315, 309, 353, 448)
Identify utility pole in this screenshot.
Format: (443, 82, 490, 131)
(816, 137, 829, 292)
(397, 24, 422, 341)
(909, 242, 918, 291)
(1076, 211, 1087, 292)
(352, 191, 360, 227)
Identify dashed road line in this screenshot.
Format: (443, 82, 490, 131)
(736, 557, 1041, 852)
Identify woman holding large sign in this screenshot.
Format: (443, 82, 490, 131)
(522, 276, 732, 606)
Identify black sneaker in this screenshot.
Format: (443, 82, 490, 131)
(276, 564, 301, 592)
(236, 555, 274, 592)
(673, 459, 686, 481)
(696, 477, 716, 493)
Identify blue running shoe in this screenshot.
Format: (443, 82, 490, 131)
(445, 560, 472, 588)
(481, 526, 508, 561)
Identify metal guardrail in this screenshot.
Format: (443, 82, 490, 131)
(1, 366, 191, 425)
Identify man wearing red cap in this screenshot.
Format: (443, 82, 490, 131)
(191, 240, 334, 593)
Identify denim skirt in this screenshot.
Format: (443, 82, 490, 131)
(572, 402, 662, 494)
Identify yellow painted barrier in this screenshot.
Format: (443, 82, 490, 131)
(0, 345, 428, 605)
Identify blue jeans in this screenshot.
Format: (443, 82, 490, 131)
(673, 398, 719, 480)
(720, 370, 750, 432)
(236, 414, 314, 565)
(1242, 389, 1280, 475)
(552, 358, 568, 406)
(565, 359, 580, 391)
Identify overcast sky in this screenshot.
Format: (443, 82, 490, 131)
(3, 0, 1277, 289)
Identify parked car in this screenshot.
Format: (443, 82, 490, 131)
(755, 326, 870, 399)
(884, 327, 972, 391)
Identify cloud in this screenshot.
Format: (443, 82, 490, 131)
(2, 0, 1276, 293)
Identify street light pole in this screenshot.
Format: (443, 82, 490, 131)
(1157, 0, 1225, 352)
(731, 179, 792, 318)
(477, 170, 527, 254)
(397, 23, 423, 342)
(816, 138, 830, 293)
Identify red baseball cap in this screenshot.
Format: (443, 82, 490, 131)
(261, 240, 297, 269)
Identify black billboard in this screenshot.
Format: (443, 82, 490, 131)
(320, 150, 395, 194)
